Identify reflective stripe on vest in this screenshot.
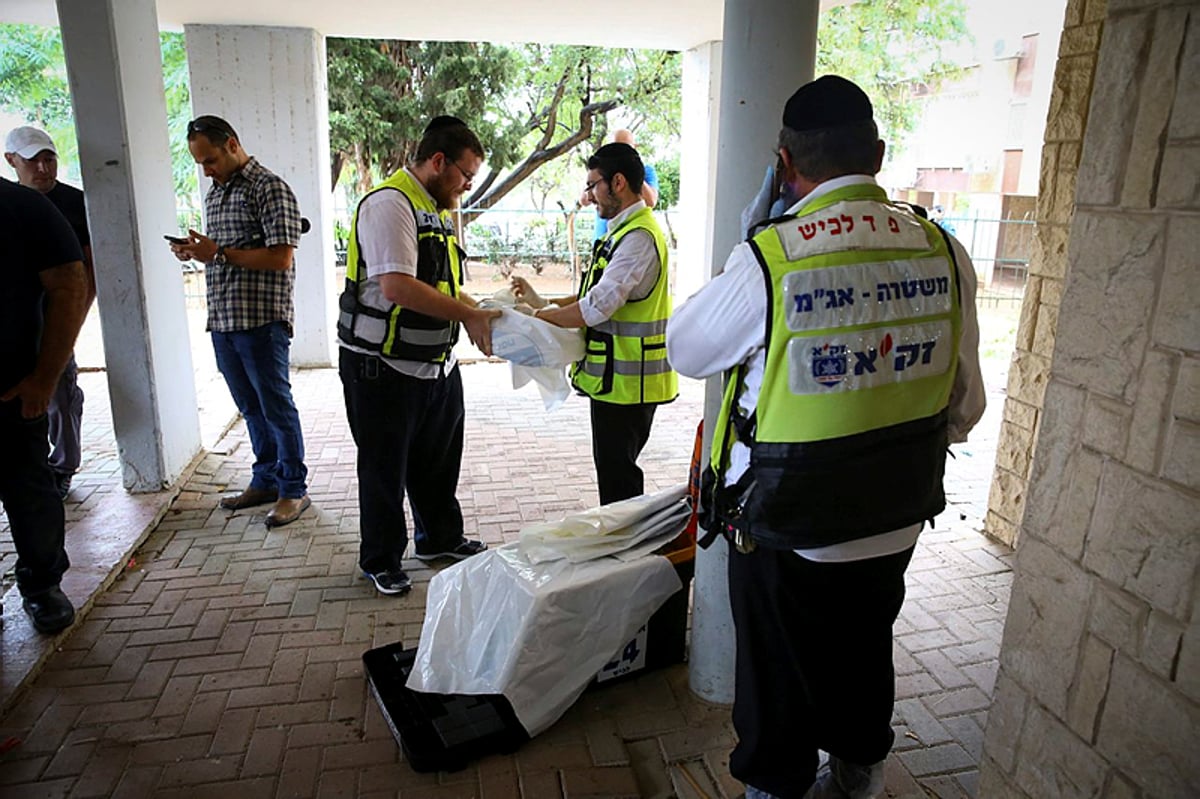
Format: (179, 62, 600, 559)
(569, 207, 678, 405)
(710, 183, 962, 547)
(337, 169, 462, 363)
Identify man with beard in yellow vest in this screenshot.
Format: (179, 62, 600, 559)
(337, 116, 498, 596)
(667, 76, 985, 798)
(512, 142, 677, 505)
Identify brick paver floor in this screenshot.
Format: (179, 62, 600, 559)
(0, 360, 1010, 799)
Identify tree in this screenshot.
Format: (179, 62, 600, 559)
(0, 25, 196, 197)
(653, 157, 680, 209)
(0, 25, 76, 175)
(817, 0, 971, 156)
(325, 40, 681, 221)
(459, 44, 679, 220)
(326, 39, 524, 195)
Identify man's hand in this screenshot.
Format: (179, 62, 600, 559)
(175, 229, 219, 263)
(510, 276, 547, 309)
(0, 374, 57, 419)
(741, 165, 776, 239)
(464, 307, 501, 357)
(168, 240, 191, 262)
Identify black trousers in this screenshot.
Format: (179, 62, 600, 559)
(589, 399, 657, 505)
(728, 543, 915, 798)
(339, 350, 466, 574)
(0, 400, 69, 596)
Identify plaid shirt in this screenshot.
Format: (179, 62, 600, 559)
(202, 157, 303, 333)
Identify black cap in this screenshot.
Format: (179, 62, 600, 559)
(425, 115, 468, 134)
(782, 75, 874, 132)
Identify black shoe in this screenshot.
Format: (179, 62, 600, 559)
(414, 539, 488, 562)
(363, 570, 412, 596)
(22, 586, 76, 634)
(54, 472, 72, 501)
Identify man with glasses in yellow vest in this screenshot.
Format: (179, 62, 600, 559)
(513, 142, 677, 505)
(337, 116, 498, 596)
(667, 76, 985, 798)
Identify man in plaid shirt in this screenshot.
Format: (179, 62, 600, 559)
(169, 115, 310, 527)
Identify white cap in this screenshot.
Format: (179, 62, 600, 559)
(5, 126, 57, 159)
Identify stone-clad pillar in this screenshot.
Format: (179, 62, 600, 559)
(184, 25, 337, 367)
(985, 0, 1109, 547)
(981, 1, 1200, 796)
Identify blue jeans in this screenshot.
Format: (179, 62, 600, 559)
(48, 353, 84, 475)
(212, 322, 307, 498)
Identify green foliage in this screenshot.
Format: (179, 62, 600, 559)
(653, 157, 680, 209)
(326, 38, 522, 194)
(0, 25, 195, 196)
(0, 25, 75, 176)
(326, 39, 681, 214)
(817, 0, 971, 156)
(160, 33, 196, 199)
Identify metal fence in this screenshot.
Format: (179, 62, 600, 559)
(943, 216, 1035, 305)
(180, 203, 1034, 310)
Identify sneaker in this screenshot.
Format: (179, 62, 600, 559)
(745, 787, 782, 799)
(413, 539, 488, 562)
(54, 472, 72, 501)
(802, 756, 885, 799)
(363, 570, 412, 596)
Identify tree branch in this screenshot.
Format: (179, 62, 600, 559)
(461, 98, 618, 223)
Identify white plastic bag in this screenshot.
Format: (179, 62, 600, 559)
(489, 307, 584, 367)
(406, 543, 681, 736)
(518, 485, 690, 564)
(487, 307, 585, 411)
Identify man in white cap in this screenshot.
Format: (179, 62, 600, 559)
(5, 126, 94, 500)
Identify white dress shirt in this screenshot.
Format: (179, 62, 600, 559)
(339, 168, 456, 379)
(667, 175, 986, 562)
(578, 201, 661, 327)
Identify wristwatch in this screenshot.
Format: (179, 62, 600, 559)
(214, 246, 228, 266)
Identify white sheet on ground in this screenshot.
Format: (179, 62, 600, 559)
(406, 542, 682, 736)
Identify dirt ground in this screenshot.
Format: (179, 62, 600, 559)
(462, 261, 580, 303)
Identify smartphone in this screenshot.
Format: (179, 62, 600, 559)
(772, 154, 785, 205)
(164, 234, 189, 245)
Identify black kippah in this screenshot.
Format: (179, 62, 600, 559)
(425, 115, 467, 134)
(782, 75, 874, 131)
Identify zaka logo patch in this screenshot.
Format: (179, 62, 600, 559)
(811, 344, 849, 386)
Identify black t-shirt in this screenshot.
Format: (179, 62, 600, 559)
(0, 178, 85, 394)
(44, 181, 90, 249)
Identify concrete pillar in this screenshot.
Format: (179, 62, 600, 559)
(56, 0, 202, 491)
(183, 25, 336, 367)
(676, 42, 723, 304)
(687, 0, 820, 706)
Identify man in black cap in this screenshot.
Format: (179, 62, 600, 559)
(666, 75, 985, 798)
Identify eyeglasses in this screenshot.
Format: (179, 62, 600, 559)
(447, 158, 477, 183)
(584, 177, 608, 195)
(187, 118, 235, 138)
